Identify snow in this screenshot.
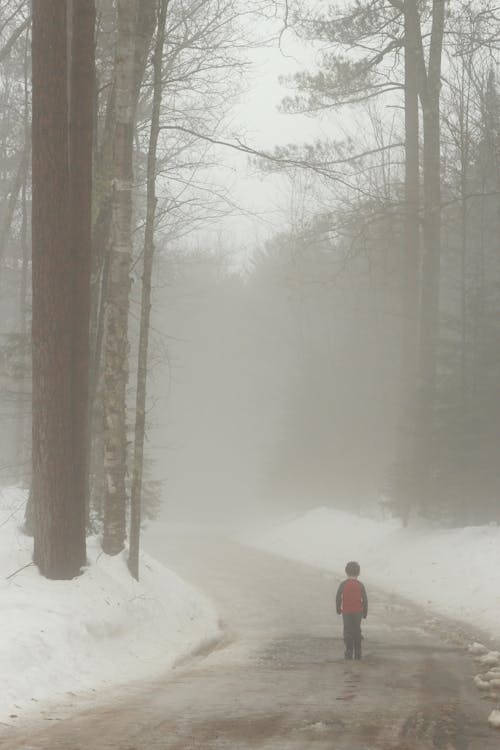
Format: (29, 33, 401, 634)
(0, 487, 220, 724)
(478, 651, 500, 667)
(245, 504, 500, 728)
(468, 641, 490, 656)
(489, 709, 500, 728)
(246, 505, 500, 642)
(2, 488, 500, 730)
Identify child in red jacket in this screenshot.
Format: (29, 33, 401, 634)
(336, 561, 368, 660)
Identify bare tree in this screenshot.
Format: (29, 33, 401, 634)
(129, 0, 168, 580)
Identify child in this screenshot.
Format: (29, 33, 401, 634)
(336, 561, 368, 660)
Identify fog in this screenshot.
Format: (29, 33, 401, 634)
(1, 1, 499, 538)
(1, 3, 500, 741)
(138, 15, 500, 530)
(111, 34, 385, 526)
(145, 239, 401, 525)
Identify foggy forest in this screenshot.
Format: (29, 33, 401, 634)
(0, 1, 500, 748)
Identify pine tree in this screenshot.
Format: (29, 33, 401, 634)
(31, 0, 95, 578)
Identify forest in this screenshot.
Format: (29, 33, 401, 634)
(0, 0, 498, 581)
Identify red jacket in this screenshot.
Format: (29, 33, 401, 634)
(336, 578, 368, 617)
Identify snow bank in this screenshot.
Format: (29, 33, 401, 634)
(247, 506, 500, 641)
(0, 487, 219, 722)
(488, 709, 500, 728)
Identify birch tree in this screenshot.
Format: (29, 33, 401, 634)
(102, 0, 155, 555)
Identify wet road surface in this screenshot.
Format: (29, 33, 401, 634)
(2, 526, 499, 749)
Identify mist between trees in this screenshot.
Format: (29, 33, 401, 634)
(0, 0, 498, 580)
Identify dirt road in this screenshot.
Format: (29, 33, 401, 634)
(2, 526, 498, 749)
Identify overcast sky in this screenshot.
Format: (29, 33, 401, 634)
(196, 29, 329, 263)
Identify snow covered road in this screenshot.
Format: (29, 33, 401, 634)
(3, 526, 499, 749)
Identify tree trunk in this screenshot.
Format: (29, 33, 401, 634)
(16, 167, 29, 486)
(415, 0, 445, 512)
(17, 33, 31, 489)
(457, 63, 472, 409)
(32, 0, 93, 579)
(69, 0, 96, 535)
(129, 0, 168, 580)
(32, 0, 74, 577)
(88, 80, 116, 524)
(397, 0, 420, 524)
(102, 0, 156, 556)
(102, 0, 138, 555)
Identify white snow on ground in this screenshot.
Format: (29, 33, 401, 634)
(245, 505, 500, 727)
(246, 505, 500, 642)
(489, 709, 500, 728)
(3, 487, 500, 729)
(0, 487, 220, 724)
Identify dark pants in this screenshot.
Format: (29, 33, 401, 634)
(342, 612, 362, 658)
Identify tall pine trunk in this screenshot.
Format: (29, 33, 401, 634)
(32, 0, 94, 578)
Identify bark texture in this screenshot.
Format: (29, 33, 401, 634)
(129, 0, 168, 580)
(415, 0, 445, 508)
(102, 0, 155, 555)
(101, 0, 137, 554)
(397, 0, 421, 523)
(70, 0, 96, 549)
(32, 0, 94, 578)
